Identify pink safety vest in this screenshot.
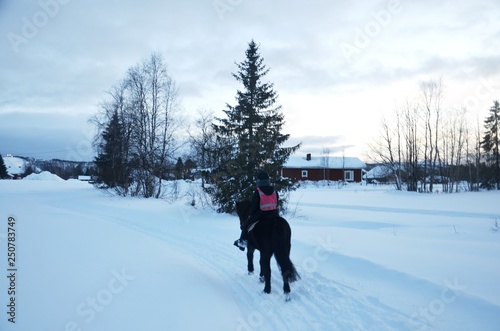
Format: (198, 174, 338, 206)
(257, 187, 278, 211)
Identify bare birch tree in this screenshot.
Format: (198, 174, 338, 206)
(368, 111, 403, 190)
(419, 79, 444, 192)
(401, 100, 420, 192)
(441, 107, 467, 192)
(188, 109, 217, 188)
(468, 118, 482, 191)
(320, 147, 331, 184)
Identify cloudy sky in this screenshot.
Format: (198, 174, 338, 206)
(1, 0, 499, 161)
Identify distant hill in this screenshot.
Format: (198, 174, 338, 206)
(2, 154, 96, 180)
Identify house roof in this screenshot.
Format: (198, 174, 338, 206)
(284, 155, 366, 169)
(364, 165, 392, 179)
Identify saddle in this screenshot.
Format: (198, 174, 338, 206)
(246, 211, 279, 233)
(247, 221, 259, 232)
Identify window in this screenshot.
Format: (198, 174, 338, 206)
(344, 170, 354, 181)
(301, 170, 308, 178)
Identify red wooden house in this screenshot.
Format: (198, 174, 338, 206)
(281, 153, 366, 182)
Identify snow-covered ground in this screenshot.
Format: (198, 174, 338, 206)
(1, 176, 499, 331)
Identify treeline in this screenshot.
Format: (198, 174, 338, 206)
(0, 156, 96, 180)
(34, 159, 96, 180)
(0, 155, 200, 182)
(370, 79, 499, 192)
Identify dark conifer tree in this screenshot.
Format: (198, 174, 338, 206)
(209, 40, 300, 213)
(184, 158, 196, 180)
(94, 110, 129, 193)
(481, 100, 500, 189)
(175, 157, 184, 180)
(0, 155, 8, 179)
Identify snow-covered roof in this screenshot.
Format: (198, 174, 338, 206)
(364, 165, 392, 179)
(3, 155, 26, 175)
(284, 155, 366, 169)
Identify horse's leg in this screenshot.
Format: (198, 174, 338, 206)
(260, 252, 272, 293)
(249, 245, 264, 281)
(246, 245, 254, 275)
(273, 242, 291, 294)
(283, 277, 291, 297)
(281, 242, 292, 295)
(259, 252, 265, 283)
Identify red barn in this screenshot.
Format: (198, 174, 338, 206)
(282, 153, 366, 182)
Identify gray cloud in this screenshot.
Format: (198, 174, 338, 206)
(1, 0, 500, 160)
(287, 135, 352, 157)
(0, 112, 93, 160)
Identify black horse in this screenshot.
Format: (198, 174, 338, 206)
(235, 200, 300, 299)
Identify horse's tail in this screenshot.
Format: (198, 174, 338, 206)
(277, 253, 300, 283)
(273, 217, 300, 283)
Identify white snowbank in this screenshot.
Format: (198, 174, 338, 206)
(23, 171, 64, 181)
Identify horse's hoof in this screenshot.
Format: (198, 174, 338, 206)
(259, 276, 265, 283)
(248, 271, 254, 275)
(285, 293, 291, 302)
(263, 289, 271, 294)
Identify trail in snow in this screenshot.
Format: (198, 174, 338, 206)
(295, 201, 500, 219)
(97, 204, 411, 331)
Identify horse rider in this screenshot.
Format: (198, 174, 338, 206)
(234, 171, 279, 250)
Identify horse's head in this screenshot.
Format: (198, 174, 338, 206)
(235, 200, 251, 226)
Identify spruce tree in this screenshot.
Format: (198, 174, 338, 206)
(209, 40, 300, 213)
(482, 100, 500, 189)
(175, 157, 184, 180)
(184, 158, 196, 180)
(94, 110, 128, 192)
(0, 155, 8, 179)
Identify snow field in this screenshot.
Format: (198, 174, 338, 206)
(0, 178, 499, 330)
